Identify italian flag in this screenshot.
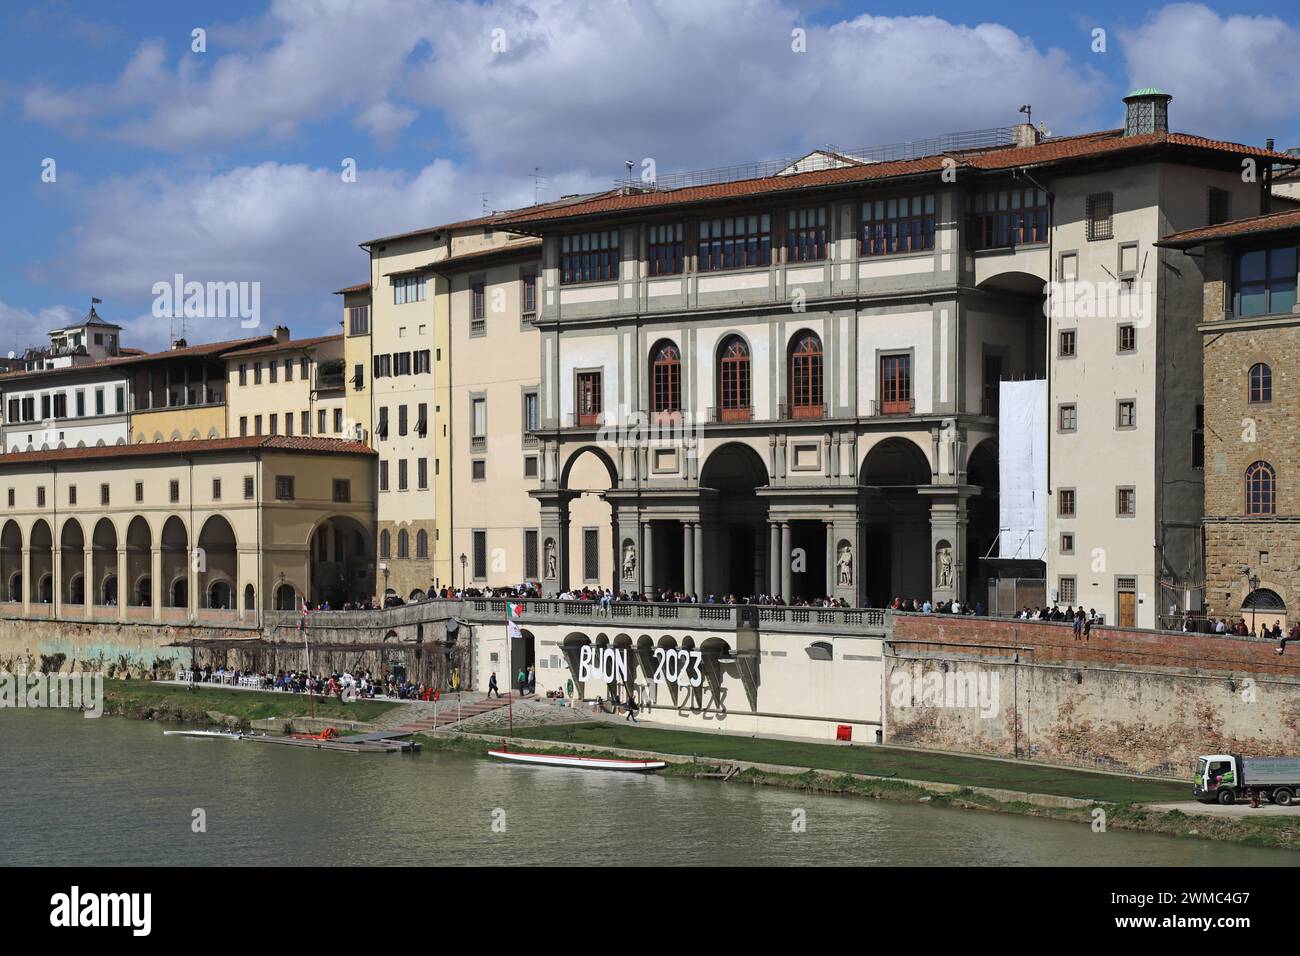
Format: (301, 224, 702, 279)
(506, 601, 525, 639)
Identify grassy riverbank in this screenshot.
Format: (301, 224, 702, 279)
(101, 680, 400, 727)
(501, 721, 1189, 803)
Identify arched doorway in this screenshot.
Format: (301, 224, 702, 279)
(559, 447, 618, 591)
(860, 438, 932, 604)
(29, 520, 52, 605)
(699, 442, 769, 598)
(275, 581, 297, 610)
(59, 519, 85, 607)
(1242, 588, 1287, 634)
(197, 515, 237, 609)
(126, 516, 151, 606)
(0, 520, 20, 603)
(160, 516, 188, 608)
(309, 515, 370, 606)
(92, 518, 118, 608)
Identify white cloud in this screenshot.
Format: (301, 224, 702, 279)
(1118, 3, 1300, 143)
(0, 301, 84, 356)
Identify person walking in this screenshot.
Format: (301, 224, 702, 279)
(487, 671, 500, 698)
(624, 685, 639, 723)
(517, 667, 528, 697)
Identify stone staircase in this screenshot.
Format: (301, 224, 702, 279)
(386, 694, 520, 734)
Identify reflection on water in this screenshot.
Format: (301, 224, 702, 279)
(1, 710, 1296, 867)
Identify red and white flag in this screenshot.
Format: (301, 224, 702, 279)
(506, 600, 524, 639)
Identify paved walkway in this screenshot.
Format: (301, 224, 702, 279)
(1147, 800, 1300, 818)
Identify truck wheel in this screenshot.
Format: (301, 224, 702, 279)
(1217, 788, 1236, 805)
(1274, 789, 1293, 806)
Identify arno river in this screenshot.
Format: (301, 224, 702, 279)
(3, 709, 1298, 866)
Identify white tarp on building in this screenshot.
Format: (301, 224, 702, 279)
(997, 379, 1047, 560)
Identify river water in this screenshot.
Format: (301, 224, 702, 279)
(2, 709, 1297, 866)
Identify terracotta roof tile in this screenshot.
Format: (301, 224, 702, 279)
(0, 435, 375, 468)
(1158, 208, 1300, 248)
(333, 282, 371, 295)
(424, 238, 543, 273)
(223, 334, 342, 358)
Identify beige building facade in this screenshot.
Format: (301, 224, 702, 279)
(224, 332, 348, 441)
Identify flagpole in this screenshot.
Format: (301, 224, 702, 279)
(505, 604, 513, 744)
(303, 597, 314, 720)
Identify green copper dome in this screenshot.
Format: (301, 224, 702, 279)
(1125, 87, 1172, 100)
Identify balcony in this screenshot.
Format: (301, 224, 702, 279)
(317, 372, 345, 391)
(780, 402, 827, 421)
(470, 435, 487, 452)
(708, 405, 752, 423)
(868, 398, 914, 417)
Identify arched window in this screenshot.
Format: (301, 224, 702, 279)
(1246, 461, 1276, 515)
(397, 529, 409, 559)
(717, 335, 751, 422)
(415, 529, 428, 559)
(379, 530, 391, 558)
(1249, 362, 1272, 403)
(650, 340, 681, 416)
(788, 330, 823, 418)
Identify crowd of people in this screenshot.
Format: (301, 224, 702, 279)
(179, 665, 454, 701)
(889, 597, 986, 616)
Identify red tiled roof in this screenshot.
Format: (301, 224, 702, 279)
(500, 130, 1300, 227)
(0, 435, 375, 468)
(424, 238, 543, 273)
(1157, 208, 1300, 248)
(223, 334, 342, 358)
(0, 335, 275, 386)
(333, 282, 371, 295)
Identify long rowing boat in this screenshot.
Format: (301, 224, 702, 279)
(488, 749, 666, 772)
(162, 730, 243, 741)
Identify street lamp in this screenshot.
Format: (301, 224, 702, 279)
(459, 553, 467, 592)
(1248, 572, 1261, 636)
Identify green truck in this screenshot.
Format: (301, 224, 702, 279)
(1194, 754, 1300, 805)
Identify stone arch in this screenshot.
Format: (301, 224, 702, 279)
(0, 520, 21, 603)
(306, 513, 370, 607)
(700, 441, 770, 598)
(197, 514, 237, 609)
(29, 519, 53, 604)
(92, 517, 118, 607)
(126, 516, 151, 606)
(160, 515, 188, 608)
(59, 518, 85, 606)
(558, 444, 619, 490)
(244, 583, 256, 612)
(859, 437, 933, 606)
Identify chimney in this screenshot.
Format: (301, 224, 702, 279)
(1123, 88, 1172, 136)
(171, 338, 187, 350)
(273, 325, 290, 343)
(1012, 123, 1041, 149)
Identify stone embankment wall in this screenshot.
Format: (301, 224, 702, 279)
(886, 615, 1300, 776)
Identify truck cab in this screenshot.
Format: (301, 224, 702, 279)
(1193, 754, 1238, 804)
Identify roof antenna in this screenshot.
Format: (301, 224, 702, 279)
(1019, 104, 1032, 126)
(532, 167, 548, 204)
(478, 192, 490, 216)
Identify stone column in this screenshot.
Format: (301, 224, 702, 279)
(694, 521, 705, 598)
(21, 547, 30, 616)
(779, 522, 792, 600)
(188, 541, 199, 621)
(83, 547, 94, 618)
(117, 547, 128, 622)
(768, 522, 780, 596)
(151, 546, 162, 621)
(825, 523, 835, 598)
(641, 520, 654, 595)
(52, 547, 62, 618)
(683, 522, 695, 599)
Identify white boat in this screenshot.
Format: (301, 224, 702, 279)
(488, 748, 666, 772)
(163, 730, 243, 740)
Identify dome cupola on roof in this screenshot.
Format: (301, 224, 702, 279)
(1123, 88, 1172, 136)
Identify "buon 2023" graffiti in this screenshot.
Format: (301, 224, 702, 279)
(576, 645, 704, 687)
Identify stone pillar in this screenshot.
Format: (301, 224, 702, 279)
(922, 487, 974, 605)
(188, 542, 199, 621)
(825, 523, 835, 599)
(117, 547, 128, 622)
(21, 547, 30, 615)
(768, 522, 780, 596)
(683, 522, 695, 599)
(535, 491, 574, 596)
(52, 547, 62, 618)
(694, 521, 705, 598)
(641, 520, 654, 595)
(83, 547, 94, 617)
(151, 546, 162, 621)
(779, 522, 792, 600)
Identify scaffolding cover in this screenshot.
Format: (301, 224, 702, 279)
(997, 379, 1047, 560)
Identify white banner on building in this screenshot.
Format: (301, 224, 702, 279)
(997, 379, 1047, 560)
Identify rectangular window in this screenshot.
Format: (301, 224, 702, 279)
(1058, 488, 1076, 518)
(243, 475, 254, 500)
(1117, 486, 1136, 516)
(473, 530, 488, 580)
(135, 481, 144, 503)
(1086, 192, 1114, 241)
(394, 351, 411, 376)
(525, 529, 539, 580)
(1116, 399, 1136, 429)
(52, 393, 67, 418)
(697, 215, 771, 272)
(417, 458, 428, 490)
(524, 456, 539, 478)
(522, 271, 538, 313)
(318, 409, 326, 434)
(68, 485, 76, 506)
(40, 395, 50, 420)
(300, 357, 309, 379)
(583, 528, 600, 582)
(301, 410, 310, 435)
(398, 404, 408, 437)
(254, 414, 263, 435)
(1058, 329, 1076, 357)
(1058, 404, 1077, 432)
(1234, 246, 1298, 317)
(785, 206, 829, 262)
(1060, 532, 1074, 554)
(169, 480, 180, 503)
(333, 408, 343, 433)
(254, 362, 262, 385)
(212, 478, 221, 501)
(372, 354, 392, 378)
(115, 386, 124, 412)
(577, 371, 602, 426)
(416, 403, 428, 437)
(647, 223, 684, 276)
(1192, 404, 1205, 470)
(523, 391, 539, 441)
(1117, 324, 1136, 352)
(413, 350, 430, 374)
(379, 460, 389, 492)
(284, 358, 293, 382)
(75, 391, 85, 417)
(1058, 576, 1077, 605)
(970, 187, 1048, 249)
(333, 479, 351, 503)
(353, 363, 365, 390)
(861, 194, 935, 256)
(879, 354, 911, 414)
(348, 305, 371, 336)
(397, 459, 408, 491)
(37, 487, 45, 508)
(560, 230, 620, 284)
(238, 364, 247, 386)
(275, 476, 294, 500)
(1207, 187, 1231, 226)
(99, 483, 109, 506)
(269, 361, 277, 384)
(472, 459, 486, 480)
(284, 413, 293, 437)
(471, 282, 486, 336)
(269, 413, 278, 435)
(377, 406, 389, 440)
(393, 275, 426, 304)
(6, 489, 11, 508)
(470, 397, 487, 450)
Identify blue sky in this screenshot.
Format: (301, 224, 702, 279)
(2, 0, 1298, 352)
